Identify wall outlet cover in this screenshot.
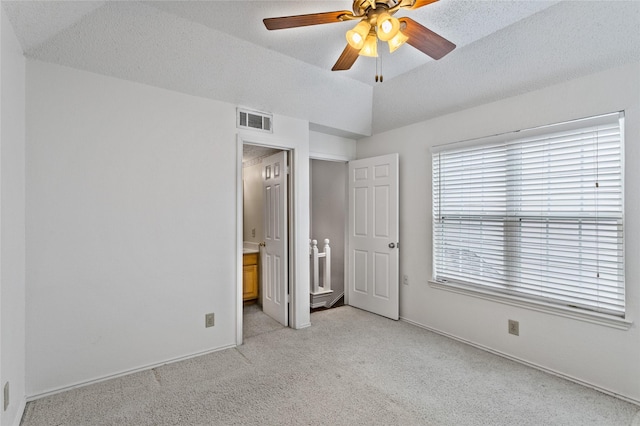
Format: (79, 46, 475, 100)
(205, 313, 215, 328)
(508, 319, 519, 336)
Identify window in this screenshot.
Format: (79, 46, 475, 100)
(432, 112, 625, 317)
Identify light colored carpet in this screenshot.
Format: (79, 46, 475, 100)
(21, 306, 639, 425)
(242, 303, 284, 338)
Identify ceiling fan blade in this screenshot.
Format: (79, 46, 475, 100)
(264, 10, 352, 30)
(399, 17, 455, 60)
(332, 44, 360, 71)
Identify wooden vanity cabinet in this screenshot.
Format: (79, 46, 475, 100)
(242, 252, 259, 301)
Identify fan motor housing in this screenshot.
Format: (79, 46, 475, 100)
(353, 0, 400, 16)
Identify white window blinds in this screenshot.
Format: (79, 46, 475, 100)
(432, 112, 625, 317)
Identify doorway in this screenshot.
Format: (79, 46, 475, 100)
(241, 144, 288, 327)
(236, 133, 312, 345)
(308, 153, 401, 320)
(309, 159, 347, 310)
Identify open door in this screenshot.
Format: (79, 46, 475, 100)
(261, 151, 288, 326)
(347, 153, 399, 320)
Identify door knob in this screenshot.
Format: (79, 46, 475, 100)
(388, 242, 395, 249)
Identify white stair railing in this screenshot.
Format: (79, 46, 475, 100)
(310, 239, 332, 295)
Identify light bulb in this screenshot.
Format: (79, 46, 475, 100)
(381, 20, 393, 34)
(359, 34, 378, 57)
(388, 31, 408, 53)
(376, 12, 400, 42)
(346, 21, 371, 50)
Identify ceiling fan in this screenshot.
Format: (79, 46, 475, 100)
(263, 0, 456, 73)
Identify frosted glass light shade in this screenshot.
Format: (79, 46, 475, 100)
(388, 31, 409, 53)
(346, 21, 371, 50)
(376, 12, 400, 42)
(359, 34, 378, 57)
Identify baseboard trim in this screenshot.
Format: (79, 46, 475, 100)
(310, 292, 344, 309)
(310, 300, 327, 309)
(400, 316, 640, 407)
(12, 397, 27, 426)
(26, 343, 236, 402)
(327, 292, 344, 308)
(294, 321, 312, 329)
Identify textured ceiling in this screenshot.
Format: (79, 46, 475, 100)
(147, 0, 559, 85)
(373, 1, 640, 133)
(243, 144, 280, 163)
(3, 1, 640, 137)
(2, 0, 105, 49)
(3, 1, 562, 86)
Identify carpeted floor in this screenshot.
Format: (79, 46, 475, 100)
(21, 306, 640, 425)
(242, 303, 284, 339)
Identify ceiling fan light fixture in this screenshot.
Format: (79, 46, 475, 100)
(376, 12, 400, 41)
(359, 33, 378, 57)
(263, 0, 456, 72)
(387, 30, 409, 52)
(346, 21, 371, 50)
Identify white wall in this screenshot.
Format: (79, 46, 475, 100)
(26, 60, 238, 397)
(309, 131, 356, 162)
(356, 63, 640, 403)
(242, 162, 264, 244)
(24, 1, 373, 138)
(1, 9, 26, 426)
(26, 60, 312, 397)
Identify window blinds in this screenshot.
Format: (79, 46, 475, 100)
(432, 112, 625, 317)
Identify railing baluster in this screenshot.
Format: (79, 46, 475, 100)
(310, 238, 332, 295)
(323, 239, 331, 292)
(311, 239, 319, 294)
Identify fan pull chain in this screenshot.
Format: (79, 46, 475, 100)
(375, 55, 383, 83)
(375, 53, 379, 82)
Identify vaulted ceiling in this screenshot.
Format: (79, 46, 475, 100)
(3, 1, 640, 137)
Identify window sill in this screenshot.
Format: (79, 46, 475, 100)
(428, 280, 633, 330)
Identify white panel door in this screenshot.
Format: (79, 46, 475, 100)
(348, 154, 399, 320)
(262, 151, 288, 326)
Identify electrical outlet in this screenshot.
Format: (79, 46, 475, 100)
(205, 313, 215, 328)
(251, 228, 256, 238)
(508, 319, 519, 336)
(403, 275, 409, 285)
(3, 382, 9, 411)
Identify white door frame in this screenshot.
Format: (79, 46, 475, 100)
(236, 134, 311, 346)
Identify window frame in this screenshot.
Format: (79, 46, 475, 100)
(430, 112, 629, 328)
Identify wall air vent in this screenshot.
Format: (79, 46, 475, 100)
(237, 108, 273, 133)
